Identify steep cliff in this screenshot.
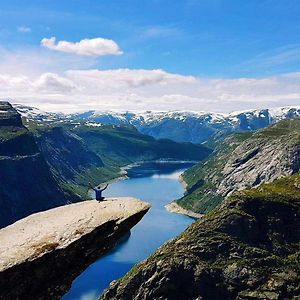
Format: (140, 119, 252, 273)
(29, 122, 211, 199)
(0, 197, 150, 300)
(0, 102, 68, 228)
(34, 126, 112, 198)
(73, 124, 211, 165)
(178, 118, 300, 214)
(101, 174, 300, 300)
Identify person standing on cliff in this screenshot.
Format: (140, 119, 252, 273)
(91, 184, 108, 201)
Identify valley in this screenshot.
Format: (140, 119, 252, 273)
(1, 3, 299, 299)
(0, 102, 210, 227)
(0, 101, 299, 300)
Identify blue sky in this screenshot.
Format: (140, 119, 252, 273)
(0, 0, 300, 112)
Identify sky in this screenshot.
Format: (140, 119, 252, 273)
(0, 0, 300, 113)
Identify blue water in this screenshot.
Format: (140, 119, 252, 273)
(62, 162, 195, 300)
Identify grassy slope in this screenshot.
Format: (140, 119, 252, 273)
(73, 124, 212, 165)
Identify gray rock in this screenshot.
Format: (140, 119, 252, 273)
(0, 198, 150, 300)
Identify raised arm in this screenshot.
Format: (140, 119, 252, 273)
(101, 184, 108, 191)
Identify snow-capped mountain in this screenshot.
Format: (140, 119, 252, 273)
(13, 104, 63, 123)
(68, 107, 300, 143)
(14, 104, 300, 143)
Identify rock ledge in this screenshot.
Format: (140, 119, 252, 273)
(0, 197, 150, 299)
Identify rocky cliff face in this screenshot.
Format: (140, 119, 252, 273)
(0, 197, 150, 300)
(0, 102, 68, 228)
(101, 175, 300, 300)
(217, 119, 300, 197)
(0, 102, 23, 126)
(178, 119, 300, 214)
(35, 126, 108, 199)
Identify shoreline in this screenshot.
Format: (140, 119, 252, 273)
(165, 202, 203, 219)
(101, 159, 198, 187)
(166, 172, 203, 219)
(99, 160, 202, 220)
(179, 174, 188, 191)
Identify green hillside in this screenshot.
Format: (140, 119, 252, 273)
(28, 122, 211, 200)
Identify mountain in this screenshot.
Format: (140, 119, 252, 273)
(33, 126, 110, 198)
(177, 118, 300, 214)
(0, 102, 69, 227)
(32, 122, 211, 199)
(0, 102, 211, 227)
(69, 107, 300, 143)
(71, 124, 211, 165)
(14, 104, 300, 143)
(101, 173, 300, 300)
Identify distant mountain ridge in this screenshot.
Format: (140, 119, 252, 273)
(14, 104, 300, 143)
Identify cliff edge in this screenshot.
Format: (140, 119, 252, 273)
(0, 197, 150, 300)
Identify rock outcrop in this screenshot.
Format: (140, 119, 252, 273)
(217, 120, 300, 197)
(0, 197, 150, 300)
(101, 175, 300, 300)
(0, 102, 69, 228)
(178, 118, 300, 214)
(0, 101, 23, 126)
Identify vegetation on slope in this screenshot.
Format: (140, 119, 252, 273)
(73, 124, 211, 165)
(24, 120, 212, 200)
(0, 104, 69, 227)
(101, 173, 300, 300)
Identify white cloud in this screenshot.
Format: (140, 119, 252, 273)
(0, 59, 300, 113)
(41, 37, 123, 56)
(1, 69, 300, 113)
(17, 26, 31, 33)
(66, 69, 196, 90)
(33, 73, 78, 93)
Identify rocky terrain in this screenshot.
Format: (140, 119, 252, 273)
(0, 197, 150, 300)
(178, 118, 300, 214)
(101, 174, 300, 300)
(0, 102, 69, 227)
